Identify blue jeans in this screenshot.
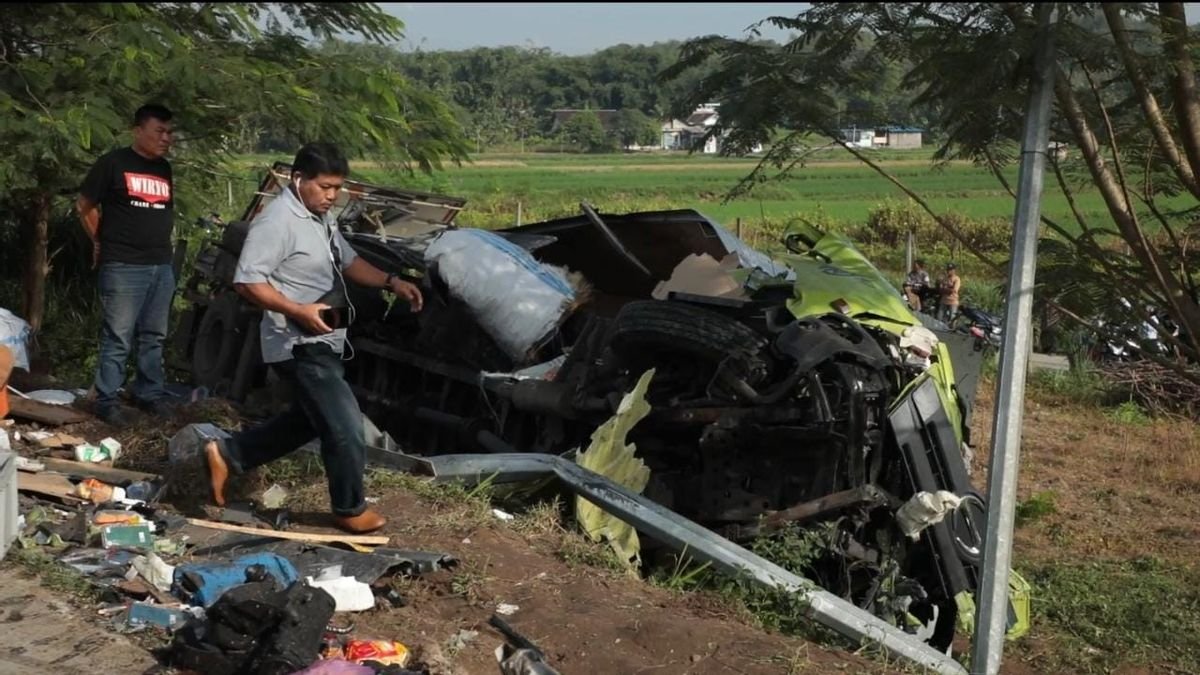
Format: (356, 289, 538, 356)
(217, 343, 367, 517)
(95, 263, 176, 411)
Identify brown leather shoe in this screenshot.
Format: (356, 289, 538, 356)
(204, 440, 229, 507)
(333, 508, 388, 535)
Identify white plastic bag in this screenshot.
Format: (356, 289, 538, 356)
(424, 229, 575, 361)
(0, 308, 32, 371)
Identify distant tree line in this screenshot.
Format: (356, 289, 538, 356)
(256, 39, 941, 153)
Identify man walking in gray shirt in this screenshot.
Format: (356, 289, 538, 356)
(202, 142, 422, 534)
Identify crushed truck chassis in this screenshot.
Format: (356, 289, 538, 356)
(172, 162, 1002, 661)
(365, 440, 967, 675)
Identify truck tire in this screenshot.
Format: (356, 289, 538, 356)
(192, 295, 243, 389)
(219, 220, 252, 255)
(609, 300, 767, 365)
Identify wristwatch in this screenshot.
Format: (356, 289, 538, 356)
(384, 272, 397, 289)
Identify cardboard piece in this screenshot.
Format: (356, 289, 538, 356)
(652, 253, 748, 301)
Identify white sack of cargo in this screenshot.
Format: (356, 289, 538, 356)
(0, 308, 32, 371)
(424, 229, 575, 361)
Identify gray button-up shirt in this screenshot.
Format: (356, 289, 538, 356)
(234, 186, 358, 363)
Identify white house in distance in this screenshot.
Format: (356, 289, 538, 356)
(661, 103, 763, 154)
(838, 126, 925, 149)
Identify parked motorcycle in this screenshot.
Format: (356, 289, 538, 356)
(1093, 299, 1178, 362)
(953, 305, 1003, 350)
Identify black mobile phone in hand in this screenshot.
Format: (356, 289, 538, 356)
(319, 306, 344, 330)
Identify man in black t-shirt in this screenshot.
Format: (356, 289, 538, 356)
(77, 104, 177, 424)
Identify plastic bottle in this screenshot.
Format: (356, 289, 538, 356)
(124, 480, 159, 502)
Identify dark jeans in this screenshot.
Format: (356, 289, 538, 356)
(218, 343, 367, 517)
(95, 262, 176, 411)
(939, 302, 959, 325)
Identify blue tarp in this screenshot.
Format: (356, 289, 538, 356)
(172, 552, 299, 607)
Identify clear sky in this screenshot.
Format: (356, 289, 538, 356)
(381, 3, 1200, 55)
(382, 3, 807, 54)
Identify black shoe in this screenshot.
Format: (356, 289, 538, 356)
(136, 397, 177, 418)
(96, 404, 134, 426)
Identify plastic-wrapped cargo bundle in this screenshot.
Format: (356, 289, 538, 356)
(0, 309, 31, 371)
(424, 229, 575, 362)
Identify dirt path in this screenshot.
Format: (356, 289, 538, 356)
(265, 487, 893, 675)
(0, 568, 158, 674)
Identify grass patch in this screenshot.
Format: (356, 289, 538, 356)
(1106, 400, 1152, 426)
(555, 530, 627, 573)
(1016, 491, 1058, 526)
(1027, 367, 1110, 407)
(257, 451, 326, 488)
(365, 468, 495, 506)
(646, 524, 841, 644)
(3, 546, 101, 603)
(1026, 558, 1200, 673)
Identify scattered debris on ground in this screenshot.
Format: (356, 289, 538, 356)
(0, 399, 899, 675)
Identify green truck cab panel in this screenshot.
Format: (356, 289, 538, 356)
(780, 223, 966, 444)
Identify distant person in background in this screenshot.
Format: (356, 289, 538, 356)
(938, 262, 961, 325)
(76, 103, 177, 425)
(903, 259, 931, 312)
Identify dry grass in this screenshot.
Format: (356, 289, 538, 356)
(973, 380, 1200, 565)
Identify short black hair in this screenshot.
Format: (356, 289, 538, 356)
(133, 104, 173, 127)
(292, 142, 350, 180)
(914, 259, 926, 266)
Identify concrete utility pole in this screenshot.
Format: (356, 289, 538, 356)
(970, 4, 1056, 674)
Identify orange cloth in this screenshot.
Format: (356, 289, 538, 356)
(0, 345, 13, 418)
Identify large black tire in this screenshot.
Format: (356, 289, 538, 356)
(609, 300, 767, 364)
(192, 294, 243, 390)
(219, 220, 252, 255)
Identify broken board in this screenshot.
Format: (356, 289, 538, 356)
(185, 518, 390, 546)
(17, 471, 85, 504)
(39, 459, 159, 484)
(7, 397, 90, 426)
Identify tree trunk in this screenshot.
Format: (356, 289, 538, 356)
(1105, 4, 1200, 200)
(22, 191, 50, 334)
(1055, 71, 1200, 358)
(1158, 3, 1200, 186)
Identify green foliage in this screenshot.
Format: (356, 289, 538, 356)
(0, 3, 470, 328)
(1028, 366, 1110, 407)
(5, 547, 100, 603)
(614, 108, 659, 148)
(645, 523, 836, 641)
(1107, 400, 1151, 426)
(854, 198, 1014, 254)
(663, 3, 1200, 362)
(1026, 558, 1200, 673)
(1015, 491, 1058, 526)
(558, 110, 616, 153)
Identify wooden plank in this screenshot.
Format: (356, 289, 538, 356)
(7, 397, 90, 426)
(184, 518, 390, 546)
(17, 471, 86, 503)
(40, 459, 159, 484)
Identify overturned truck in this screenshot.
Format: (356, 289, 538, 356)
(174, 164, 996, 650)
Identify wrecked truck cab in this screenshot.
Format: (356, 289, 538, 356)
(174, 167, 996, 649)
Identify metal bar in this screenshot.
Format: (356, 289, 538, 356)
(905, 230, 914, 274)
(970, 6, 1057, 675)
(368, 446, 966, 675)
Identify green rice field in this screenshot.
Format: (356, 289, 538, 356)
(229, 149, 1190, 234)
